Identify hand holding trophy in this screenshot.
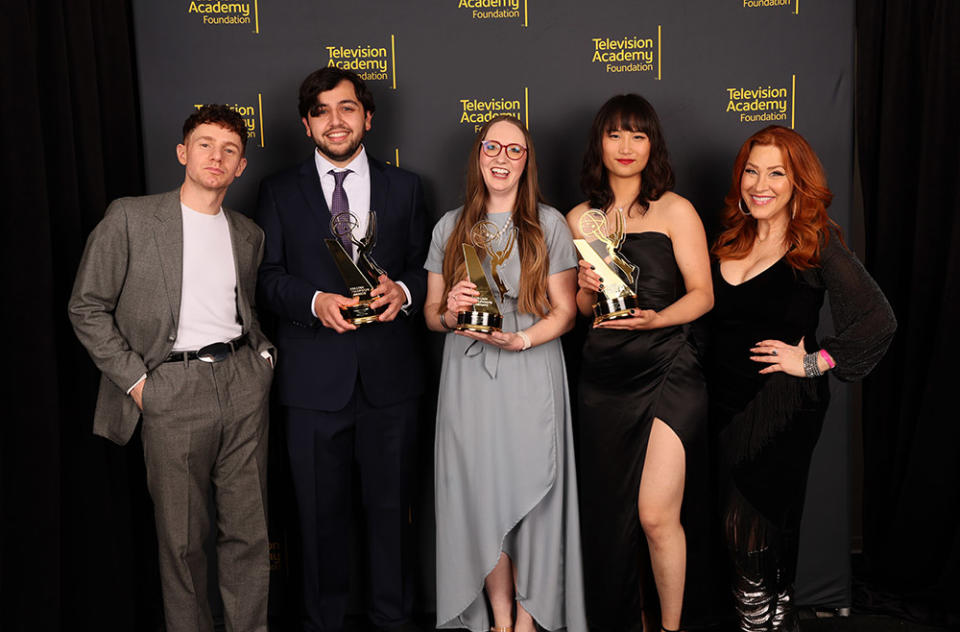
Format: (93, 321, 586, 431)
(456, 218, 518, 333)
(325, 211, 387, 326)
(573, 208, 640, 325)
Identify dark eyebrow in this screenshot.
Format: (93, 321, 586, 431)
(316, 98, 360, 108)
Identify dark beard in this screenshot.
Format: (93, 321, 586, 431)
(314, 135, 363, 164)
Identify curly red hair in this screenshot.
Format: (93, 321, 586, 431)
(711, 125, 842, 269)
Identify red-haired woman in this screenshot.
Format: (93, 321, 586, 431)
(709, 125, 895, 631)
(424, 115, 587, 632)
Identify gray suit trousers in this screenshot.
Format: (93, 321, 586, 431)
(141, 344, 272, 632)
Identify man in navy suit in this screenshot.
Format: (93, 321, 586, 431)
(256, 67, 427, 632)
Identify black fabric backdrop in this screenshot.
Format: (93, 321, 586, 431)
(856, 0, 960, 627)
(1, 1, 157, 630)
(2, 0, 958, 630)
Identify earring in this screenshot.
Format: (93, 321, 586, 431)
(738, 198, 751, 216)
(791, 199, 797, 219)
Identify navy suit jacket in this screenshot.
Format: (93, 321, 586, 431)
(256, 154, 428, 411)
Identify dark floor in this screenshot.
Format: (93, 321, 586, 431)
(796, 609, 953, 631)
(326, 609, 956, 632)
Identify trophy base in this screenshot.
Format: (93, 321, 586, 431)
(342, 299, 385, 326)
(593, 295, 640, 325)
(456, 310, 503, 333)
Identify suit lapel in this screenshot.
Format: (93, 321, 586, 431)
(153, 190, 183, 327)
(298, 158, 334, 235)
(225, 210, 256, 331)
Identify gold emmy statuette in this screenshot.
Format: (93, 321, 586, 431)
(324, 211, 387, 325)
(574, 208, 640, 324)
(456, 219, 517, 333)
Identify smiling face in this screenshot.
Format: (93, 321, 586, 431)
(301, 79, 372, 167)
(740, 144, 794, 221)
(177, 122, 247, 193)
(478, 119, 527, 198)
(601, 127, 651, 180)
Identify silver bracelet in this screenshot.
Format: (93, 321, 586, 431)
(803, 352, 822, 378)
(440, 311, 455, 331)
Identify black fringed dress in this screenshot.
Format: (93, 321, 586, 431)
(708, 232, 896, 631)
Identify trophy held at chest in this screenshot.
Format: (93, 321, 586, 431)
(573, 208, 640, 325)
(325, 211, 387, 326)
(456, 218, 517, 333)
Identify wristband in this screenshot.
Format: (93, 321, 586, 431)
(818, 349, 835, 369)
(440, 311, 455, 331)
(517, 330, 532, 351)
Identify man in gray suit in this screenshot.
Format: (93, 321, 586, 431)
(69, 105, 274, 632)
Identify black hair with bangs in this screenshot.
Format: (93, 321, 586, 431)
(580, 93, 675, 215)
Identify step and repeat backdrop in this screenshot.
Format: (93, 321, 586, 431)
(132, 0, 855, 612)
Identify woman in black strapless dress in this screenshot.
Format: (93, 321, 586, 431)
(568, 95, 713, 632)
(708, 126, 895, 631)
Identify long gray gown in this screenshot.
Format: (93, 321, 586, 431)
(426, 205, 587, 632)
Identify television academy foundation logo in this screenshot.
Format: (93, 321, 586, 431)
(187, 0, 260, 32)
(742, 0, 798, 12)
(193, 97, 266, 147)
(326, 36, 397, 88)
(457, 0, 527, 25)
(459, 90, 529, 132)
(725, 76, 796, 127)
(591, 29, 661, 77)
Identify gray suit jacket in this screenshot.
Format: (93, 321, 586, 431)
(68, 189, 273, 445)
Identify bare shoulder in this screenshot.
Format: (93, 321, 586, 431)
(653, 191, 697, 217)
(652, 192, 701, 232)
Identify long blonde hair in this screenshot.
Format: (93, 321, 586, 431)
(440, 115, 550, 317)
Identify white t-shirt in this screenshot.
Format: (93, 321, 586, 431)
(171, 203, 242, 352)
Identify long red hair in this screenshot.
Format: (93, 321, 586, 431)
(711, 125, 842, 269)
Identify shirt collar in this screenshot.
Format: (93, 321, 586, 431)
(314, 145, 368, 180)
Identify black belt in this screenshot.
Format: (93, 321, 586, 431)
(164, 334, 249, 364)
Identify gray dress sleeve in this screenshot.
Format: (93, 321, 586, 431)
(817, 232, 897, 382)
(424, 208, 462, 274)
(539, 205, 577, 275)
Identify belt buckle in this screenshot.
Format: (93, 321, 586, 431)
(197, 342, 231, 363)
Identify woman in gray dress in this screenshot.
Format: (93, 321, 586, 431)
(424, 115, 587, 632)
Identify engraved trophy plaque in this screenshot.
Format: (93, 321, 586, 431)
(573, 208, 640, 324)
(324, 211, 387, 325)
(456, 219, 517, 333)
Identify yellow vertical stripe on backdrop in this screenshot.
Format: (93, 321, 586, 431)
(258, 92, 265, 147)
(391, 35, 397, 89)
(791, 74, 796, 128)
(657, 25, 662, 80)
(524, 87, 529, 129)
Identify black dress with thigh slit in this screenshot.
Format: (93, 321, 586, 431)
(576, 232, 710, 631)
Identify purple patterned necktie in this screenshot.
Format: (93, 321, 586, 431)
(329, 169, 353, 257)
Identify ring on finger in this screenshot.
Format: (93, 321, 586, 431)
(771, 349, 778, 356)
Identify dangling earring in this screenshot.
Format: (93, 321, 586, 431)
(738, 198, 751, 216)
(791, 198, 797, 219)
